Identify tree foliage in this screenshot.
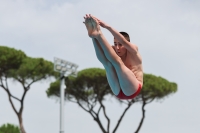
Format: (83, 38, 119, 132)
(0, 123, 20, 133)
(47, 68, 177, 133)
(141, 74, 177, 99)
(0, 46, 26, 76)
(9, 56, 57, 84)
(0, 46, 57, 133)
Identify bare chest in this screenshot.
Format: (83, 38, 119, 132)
(122, 52, 143, 80)
(123, 53, 141, 70)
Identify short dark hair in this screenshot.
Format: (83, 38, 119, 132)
(120, 31, 130, 42)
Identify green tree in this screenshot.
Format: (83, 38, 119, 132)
(47, 68, 177, 133)
(0, 123, 20, 133)
(0, 46, 56, 133)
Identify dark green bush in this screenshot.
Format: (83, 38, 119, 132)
(0, 123, 20, 133)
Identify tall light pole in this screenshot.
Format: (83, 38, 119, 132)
(54, 57, 78, 133)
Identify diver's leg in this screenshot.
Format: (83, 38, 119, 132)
(92, 38, 120, 95)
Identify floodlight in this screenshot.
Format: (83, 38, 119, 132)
(54, 57, 78, 77)
(53, 57, 79, 133)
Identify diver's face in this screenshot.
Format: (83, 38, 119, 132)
(114, 38, 127, 57)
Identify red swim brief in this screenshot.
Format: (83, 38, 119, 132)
(116, 84, 142, 100)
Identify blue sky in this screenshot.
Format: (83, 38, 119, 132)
(0, 0, 200, 133)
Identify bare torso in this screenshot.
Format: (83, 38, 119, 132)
(122, 50, 143, 86)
